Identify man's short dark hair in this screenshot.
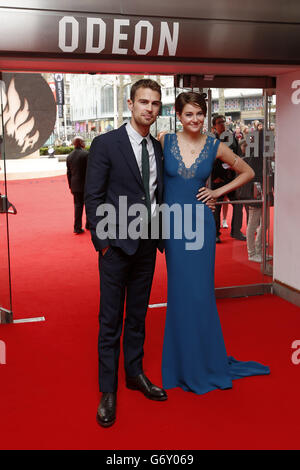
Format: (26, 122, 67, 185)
(212, 115, 226, 127)
(130, 79, 161, 101)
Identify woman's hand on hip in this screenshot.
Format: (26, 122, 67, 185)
(197, 187, 218, 211)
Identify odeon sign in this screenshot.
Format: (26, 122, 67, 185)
(58, 16, 179, 56)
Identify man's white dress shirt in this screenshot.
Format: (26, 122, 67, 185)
(126, 121, 157, 216)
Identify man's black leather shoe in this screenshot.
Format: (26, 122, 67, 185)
(96, 392, 116, 427)
(216, 236, 221, 243)
(231, 232, 246, 241)
(74, 228, 84, 234)
(126, 373, 167, 401)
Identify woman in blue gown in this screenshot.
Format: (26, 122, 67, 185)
(160, 92, 270, 395)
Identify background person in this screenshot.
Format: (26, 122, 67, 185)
(234, 125, 243, 141)
(221, 200, 229, 228)
(237, 137, 263, 262)
(240, 127, 272, 262)
(67, 136, 89, 234)
(211, 115, 246, 242)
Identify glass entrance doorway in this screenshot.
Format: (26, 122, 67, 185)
(0, 72, 14, 323)
(0, 71, 275, 316)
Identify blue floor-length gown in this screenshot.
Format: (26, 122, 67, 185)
(161, 133, 270, 394)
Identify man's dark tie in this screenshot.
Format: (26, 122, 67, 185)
(141, 138, 151, 220)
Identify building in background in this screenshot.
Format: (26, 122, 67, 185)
(69, 74, 129, 137)
(211, 88, 276, 125)
(42, 74, 275, 145)
(43, 74, 175, 143)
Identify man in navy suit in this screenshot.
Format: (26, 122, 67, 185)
(85, 79, 166, 427)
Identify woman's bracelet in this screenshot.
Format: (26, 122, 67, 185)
(232, 156, 238, 168)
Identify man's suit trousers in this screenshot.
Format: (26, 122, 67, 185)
(73, 192, 84, 231)
(98, 238, 157, 392)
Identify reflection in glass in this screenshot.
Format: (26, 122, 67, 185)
(0, 74, 13, 318)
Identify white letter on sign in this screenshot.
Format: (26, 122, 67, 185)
(291, 80, 300, 104)
(158, 22, 179, 56)
(59, 16, 79, 52)
(86, 18, 106, 53)
(112, 19, 129, 54)
(133, 21, 153, 55)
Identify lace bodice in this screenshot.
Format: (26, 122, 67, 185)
(166, 133, 218, 179)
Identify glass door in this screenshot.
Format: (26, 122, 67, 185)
(261, 89, 275, 277)
(0, 72, 14, 323)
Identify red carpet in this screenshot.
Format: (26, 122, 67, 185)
(0, 175, 298, 450)
(214, 204, 273, 287)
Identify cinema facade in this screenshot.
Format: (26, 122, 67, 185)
(1, 0, 300, 322)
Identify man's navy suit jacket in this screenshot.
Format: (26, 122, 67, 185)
(85, 123, 164, 255)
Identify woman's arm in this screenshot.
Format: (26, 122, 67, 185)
(158, 132, 166, 149)
(197, 141, 255, 203)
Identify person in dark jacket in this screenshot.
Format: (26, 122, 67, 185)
(67, 136, 89, 234)
(211, 115, 246, 242)
(240, 129, 272, 262)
